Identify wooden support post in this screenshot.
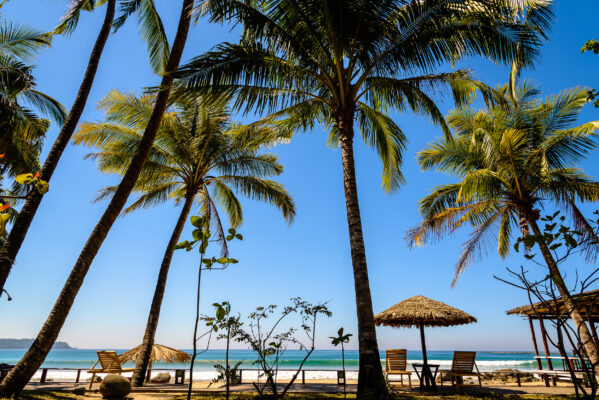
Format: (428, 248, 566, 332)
(543, 374, 550, 387)
(539, 317, 554, 370)
(40, 368, 48, 383)
(302, 370, 305, 384)
(239, 369, 243, 384)
(529, 317, 543, 369)
(76, 369, 81, 383)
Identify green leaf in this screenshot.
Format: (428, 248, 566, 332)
(15, 173, 34, 185)
(228, 258, 238, 264)
(35, 180, 49, 194)
(0, 213, 9, 235)
(175, 240, 190, 250)
(235, 234, 243, 240)
(199, 241, 208, 254)
(226, 235, 234, 241)
(190, 215, 204, 228)
(192, 229, 202, 241)
(228, 228, 236, 235)
(216, 307, 225, 321)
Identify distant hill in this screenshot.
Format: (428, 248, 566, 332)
(0, 339, 74, 349)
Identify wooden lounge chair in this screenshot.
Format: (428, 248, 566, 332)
(87, 351, 134, 389)
(385, 349, 412, 389)
(439, 351, 482, 393)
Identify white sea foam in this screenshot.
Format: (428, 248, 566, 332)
(29, 359, 535, 382)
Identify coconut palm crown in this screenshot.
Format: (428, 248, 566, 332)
(408, 82, 599, 285)
(73, 90, 295, 237)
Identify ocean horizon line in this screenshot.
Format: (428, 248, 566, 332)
(30, 348, 537, 353)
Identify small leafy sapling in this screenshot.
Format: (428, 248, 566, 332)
(176, 215, 241, 400)
(238, 298, 331, 397)
(329, 327, 352, 399)
(202, 302, 243, 400)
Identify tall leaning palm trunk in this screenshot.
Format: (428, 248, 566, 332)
(132, 193, 194, 386)
(338, 119, 382, 390)
(0, 0, 116, 295)
(0, 1, 193, 396)
(525, 213, 599, 368)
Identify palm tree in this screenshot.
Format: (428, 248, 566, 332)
(176, 0, 547, 396)
(73, 90, 295, 386)
(0, 4, 63, 185)
(0, 1, 193, 396)
(407, 83, 599, 369)
(0, 0, 170, 295)
(0, 58, 66, 179)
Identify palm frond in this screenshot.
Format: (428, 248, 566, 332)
(113, 0, 170, 75)
(55, 0, 107, 35)
(0, 22, 51, 60)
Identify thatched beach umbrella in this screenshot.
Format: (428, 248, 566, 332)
(374, 296, 477, 388)
(118, 344, 190, 382)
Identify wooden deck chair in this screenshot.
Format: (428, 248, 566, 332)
(385, 349, 412, 389)
(87, 351, 134, 389)
(439, 351, 482, 393)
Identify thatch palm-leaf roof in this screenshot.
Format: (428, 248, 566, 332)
(374, 295, 477, 327)
(118, 344, 190, 364)
(506, 288, 599, 319)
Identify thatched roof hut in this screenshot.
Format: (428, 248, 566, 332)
(374, 295, 477, 327)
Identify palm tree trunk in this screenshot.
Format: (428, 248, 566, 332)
(0, 1, 193, 396)
(131, 193, 195, 387)
(526, 215, 599, 371)
(0, 0, 116, 295)
(338, 117, 387, 400)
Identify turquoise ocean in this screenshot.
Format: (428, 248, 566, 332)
(0, 349, 549, 382)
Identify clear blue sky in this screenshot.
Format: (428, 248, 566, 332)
(1, 0, 598, 352)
